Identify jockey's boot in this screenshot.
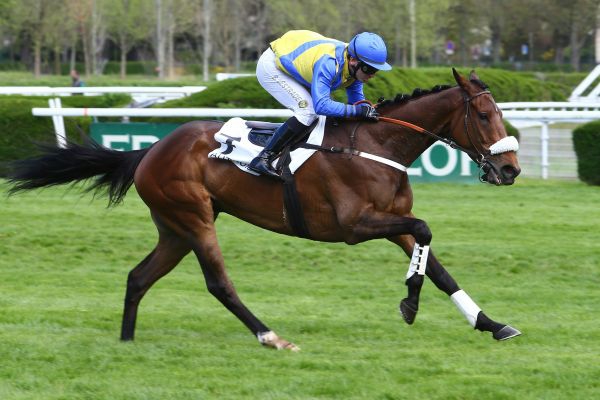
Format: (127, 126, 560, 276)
(248, 116, 307, 179)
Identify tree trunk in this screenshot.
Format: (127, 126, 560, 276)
(233, 1, 241, 71)
(203, 0, 212, 81)
(167, 2, 175, 79)
(34, 40, 42, 78)
(596, 3, 600, 63)
(409, 0, 417, 68)
(120, 35, 127, 79)
(70, 39, 76, 72)
(81, 19, 91, 77)
(54, 45, 61, 75)
(570, 18, 580, 71)
(155, 0, 165, 78)
(91, 0, 97, 75)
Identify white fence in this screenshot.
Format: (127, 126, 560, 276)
(499, 102, 600, 179)
(31, 98, 600, 180)
(1, 86, 206, 105)
(568, 64, 600, 102)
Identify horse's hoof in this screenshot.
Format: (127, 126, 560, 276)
(493, 325, 521, 341)
(257, 331, 300, 351)
(399, 298, 418, 325)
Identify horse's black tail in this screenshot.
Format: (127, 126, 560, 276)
(6, 139, 150, 206)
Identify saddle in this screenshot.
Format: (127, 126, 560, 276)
(246, 120, 317, 150)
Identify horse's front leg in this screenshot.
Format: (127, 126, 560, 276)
(389, 235, 521, 341)
(343, 211, 433, 323)
(387, 235, 431, 325)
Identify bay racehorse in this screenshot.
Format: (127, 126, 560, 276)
(6, 69, 521, 350)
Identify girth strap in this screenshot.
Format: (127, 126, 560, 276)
(277, 147, 311, 239)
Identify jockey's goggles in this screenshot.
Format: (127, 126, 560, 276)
(358, 61, 378, 75)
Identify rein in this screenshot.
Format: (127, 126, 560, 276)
(376, 115, 480, 161)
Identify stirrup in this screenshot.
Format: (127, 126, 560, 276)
(248, 156, 281, 179)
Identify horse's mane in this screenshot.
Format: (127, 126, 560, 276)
(376, 79, 489, 111)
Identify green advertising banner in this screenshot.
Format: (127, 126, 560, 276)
(90, 122, 479, 183)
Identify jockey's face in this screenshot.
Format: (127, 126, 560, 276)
(349, 58, 377, 83)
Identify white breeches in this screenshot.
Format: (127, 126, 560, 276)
(255, 48, 318, 126)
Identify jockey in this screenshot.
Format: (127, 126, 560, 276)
(249, 30, 392, 179)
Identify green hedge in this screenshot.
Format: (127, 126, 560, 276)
(158, 67, 572, 108)
(572, 120, 600, 185)
(0, 94, 131, 171)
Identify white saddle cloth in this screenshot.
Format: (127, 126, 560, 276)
(208, 116, 326, 175)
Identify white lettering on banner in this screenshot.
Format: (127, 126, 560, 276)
(407, 144, 475, 177)
(132, 135, 160, 150)
(101, 134, 160, 151)
(421, 143, 457, 176)
(102, 135, 129, 151)
(460, 152, 473, 176)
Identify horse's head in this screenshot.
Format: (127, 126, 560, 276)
(450, 68, 521, 185)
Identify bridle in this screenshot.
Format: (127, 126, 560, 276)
(374, 89, 508, 182)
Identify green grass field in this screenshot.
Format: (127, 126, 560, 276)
(0, 179, 598, 399)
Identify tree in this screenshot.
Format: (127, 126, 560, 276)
(44, 1, 76, 75)
(105, 0, 153, 78)
(13, 0, 63, 77)
(67, 0, 93, 76)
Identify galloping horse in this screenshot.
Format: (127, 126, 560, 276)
(7, 69, 521, 350)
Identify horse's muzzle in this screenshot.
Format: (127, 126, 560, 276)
(481, 160, 521, 186)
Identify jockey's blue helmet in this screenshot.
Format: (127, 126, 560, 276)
(348, 32, 392, 71)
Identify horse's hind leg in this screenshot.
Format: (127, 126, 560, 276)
(121, 232, 191, 341)
(187, 222, 299, 351)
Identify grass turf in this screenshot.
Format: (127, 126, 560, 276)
(0, 178, 599, 399)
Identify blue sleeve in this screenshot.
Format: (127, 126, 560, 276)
(311, 56, 360, 118)
(346, 80, 365, 105)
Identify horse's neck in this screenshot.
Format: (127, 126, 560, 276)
(375, 89, 461, 166)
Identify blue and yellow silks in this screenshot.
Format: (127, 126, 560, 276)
(270, 30, 364, 117)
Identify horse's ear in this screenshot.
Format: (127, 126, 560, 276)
(469, 70, 480, 81)
(452, 68, 468, 88)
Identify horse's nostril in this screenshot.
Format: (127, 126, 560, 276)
(501, 166, 520, 180)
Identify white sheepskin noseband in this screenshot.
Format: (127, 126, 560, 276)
(489, 136, 519, 155)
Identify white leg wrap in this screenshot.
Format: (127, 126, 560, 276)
(257, 330, 277, 344)
(406, 244, 429, 279)
(451, 290, 482, 327)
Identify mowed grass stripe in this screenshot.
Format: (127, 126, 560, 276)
(1, 179, 599, 399)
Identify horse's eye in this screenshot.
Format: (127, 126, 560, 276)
(478, 112, 488, 120)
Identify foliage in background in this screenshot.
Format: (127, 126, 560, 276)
(0, 94, 130, 170)
(0, 0, 598, 77)
(156, 67, 574, 112)
(572, 120, 600, 185)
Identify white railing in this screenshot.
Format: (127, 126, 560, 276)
(0, 86, 206, 96)
(32, 98, 600, 180)
(32, 106, 292, 118)
(498, 102, 600, 179)
(568, 64, 600, 102)
(1, 86, 206, 107)
(215, 73, 254, 81)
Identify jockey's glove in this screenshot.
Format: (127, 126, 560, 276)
(358, 103, 379, 121)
